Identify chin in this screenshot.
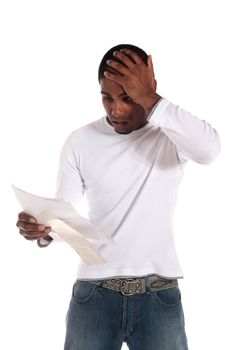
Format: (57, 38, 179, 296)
(114, 128, 133, 134)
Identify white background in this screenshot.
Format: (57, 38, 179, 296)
(0, 0, 232, 349)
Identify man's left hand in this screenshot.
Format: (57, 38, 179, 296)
(104, 49, 161, 114)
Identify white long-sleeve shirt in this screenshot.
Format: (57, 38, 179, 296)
(54, 98, 220, 280)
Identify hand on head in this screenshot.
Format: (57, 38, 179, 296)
(104, 49, 160, 113)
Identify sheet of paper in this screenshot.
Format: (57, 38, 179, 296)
(37, 211, 106, 264)
(13, 185, 111, 264)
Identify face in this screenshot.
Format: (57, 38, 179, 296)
(100, 78, 148, 134)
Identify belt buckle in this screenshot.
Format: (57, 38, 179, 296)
(121, 279, 142, 296)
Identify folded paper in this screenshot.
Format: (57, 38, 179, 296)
(13, 185, 111, 264)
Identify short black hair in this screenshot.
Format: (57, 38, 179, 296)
(98, 44, 148, 82)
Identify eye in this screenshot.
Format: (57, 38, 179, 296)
(123, 96, 133, 103)
(103, 96, 113, 102)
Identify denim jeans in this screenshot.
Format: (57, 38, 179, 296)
(64, 279, 188, 350)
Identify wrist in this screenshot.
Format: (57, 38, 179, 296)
(142, 93, 162, 115)
(37, 235, 53, 248)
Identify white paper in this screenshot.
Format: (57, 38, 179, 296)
(13, 185, 111, 264)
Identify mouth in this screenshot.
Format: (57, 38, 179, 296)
(106, 117, 131, 133)
(112, 121, 129, 130)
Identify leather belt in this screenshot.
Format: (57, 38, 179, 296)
(85, 275, 178, 296)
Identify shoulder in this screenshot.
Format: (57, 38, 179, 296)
(62, 117, 105, 152)
(71, 117, 104, 139)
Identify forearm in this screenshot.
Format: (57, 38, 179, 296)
(149, 99, 221, 164)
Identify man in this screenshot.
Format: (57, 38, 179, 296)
(16, 44, 220, 349)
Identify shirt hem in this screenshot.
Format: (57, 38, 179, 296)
(75, 267, 184, 281)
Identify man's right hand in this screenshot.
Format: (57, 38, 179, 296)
(16, 211, 52, 241)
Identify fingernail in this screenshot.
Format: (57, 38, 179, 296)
(39, 225, 45, 231)
(29, 218, 36, 223)
(113, 51, 118, 56)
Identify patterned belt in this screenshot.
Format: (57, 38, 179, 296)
(86, 275, 178, 296)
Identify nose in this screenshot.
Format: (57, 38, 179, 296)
(112, 101, 125, 119)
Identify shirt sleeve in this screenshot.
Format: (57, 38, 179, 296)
(149, 98, 221, 164)
(37, 132, 85, 248)
(55, 132, 85, 206)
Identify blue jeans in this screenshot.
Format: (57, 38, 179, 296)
(64, 279, 188, 349)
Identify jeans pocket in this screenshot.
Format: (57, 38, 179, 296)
(152, 287, 181, 308)
(72, 280, 98, 304)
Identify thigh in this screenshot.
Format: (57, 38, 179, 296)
(126, 287, 188, 350)
(64, 280, 123, 350)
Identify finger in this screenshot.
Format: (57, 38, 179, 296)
(16, 220, 48, 232)
(19, 229, 49, 240)
(119, 49, 143, 65)
(147, 55, 155, 78)
(18, 211, 37, 223)
(44, 227, 52, 235)
(112, 51, 136, 68)
(147, 55, 156, 91)
(106, 59, 128, 75)
(104, 71, 124, 84)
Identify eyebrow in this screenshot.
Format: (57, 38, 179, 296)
(101, 90, 128, 98)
